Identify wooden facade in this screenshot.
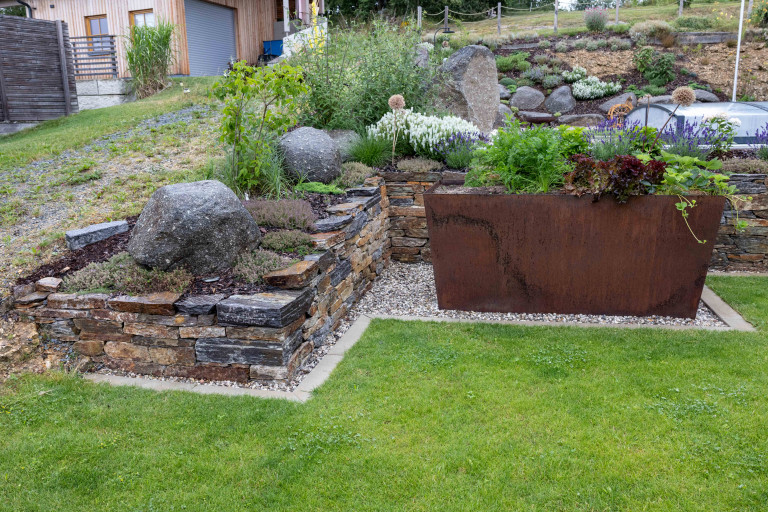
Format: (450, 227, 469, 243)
(11, 0, 280, 77)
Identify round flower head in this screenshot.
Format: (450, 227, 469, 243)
(671, 86, 696, 107)
(388, 94, 405, 111)
(442, 40, 450, 48)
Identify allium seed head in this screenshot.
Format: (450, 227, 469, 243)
(671, 86, 696, 107)
(388, 94, 405, 111)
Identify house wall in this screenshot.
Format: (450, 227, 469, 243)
(24, 0, 276, 77)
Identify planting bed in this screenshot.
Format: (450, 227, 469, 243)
(11, 179, 391, 386)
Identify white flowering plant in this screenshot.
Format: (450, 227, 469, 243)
(701, 113, 740, 155)
(571, 76, 622, 100)
(367, 109, 482, 159)
(562, 66, 587, 83)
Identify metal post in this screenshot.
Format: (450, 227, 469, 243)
(56, 20, 72, 116)
(497, 2, 501, 35)
(283, 0, 290, 35)
(554, 0, 558, 35)
(732, 0, 746, 102)
(616, 0, 620, 24)
(443, 6, 448, 32)
(417, 5, 422, 29)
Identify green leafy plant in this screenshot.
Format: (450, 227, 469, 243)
(212, 61, 307, 195)
(335, 162, 374, 188)
(750, 0, 768, 27)
(584, 8, 608, 32)
(294, 182, 345, 195)
(542, 74, 563, 88)
(558, 127, 590, 158)
(633, 47, 676, 86)
(466, 120, 571, 193)
(124, 20, 176, 99)
(496, 52, 530, 73)
(674, 16, 713, 30)
(260, 230, 315, 256)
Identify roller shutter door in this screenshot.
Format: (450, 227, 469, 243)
(184, 0, 237, 76)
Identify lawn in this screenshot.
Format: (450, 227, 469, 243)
(1, 275, 766, 511)
(434, 1, 745, 40)
(0, 77, 217, 173)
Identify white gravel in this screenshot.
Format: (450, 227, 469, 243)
(352, 262, 726, 328)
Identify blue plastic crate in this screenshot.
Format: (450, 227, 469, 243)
(263, 40, 283, 56)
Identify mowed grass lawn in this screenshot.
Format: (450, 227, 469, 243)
(1, 275, 767, 511)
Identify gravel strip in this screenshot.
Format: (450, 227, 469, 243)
(352, 262, 726, 328)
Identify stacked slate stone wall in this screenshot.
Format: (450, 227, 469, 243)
(711, 173, 768, 269)
(11, 178, 390, 383)
(379, 170, 768, 270)
(379, 169, 466, 263)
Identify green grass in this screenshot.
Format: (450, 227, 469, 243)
(1, 275, 767, 510)
(0, 77, 217, 172)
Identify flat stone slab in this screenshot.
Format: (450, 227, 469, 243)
(35, 277, 62, 293)
(195, 330, 302, 366)
(47, 293, 109, 310)
(345, 187, 380, 197)
(303, 251, 336, 272)
(329, 258, 353, 286)
(263, 260, 319, 289)
(326, 202, 364, 215)
(310, 230, 345, 250)
(15, 292, 49, 306)
(313, 215, 353, 233)
(217, 289, 313, 328)
(174, 294, 225, 315)
(66, 220, 129, 251)
(108, 292, 182, 315)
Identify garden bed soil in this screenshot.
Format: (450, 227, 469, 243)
(15, 192, 349, 298)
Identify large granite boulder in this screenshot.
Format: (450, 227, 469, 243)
(544, 85, 576, 114)
(280, 127, 341, 183)
(599, 92, 637, 114)
(510, 86, 545, 110)
(325, 129, 361, 163)
(437, 45, 499, 133)
(128, 180, 260, 275)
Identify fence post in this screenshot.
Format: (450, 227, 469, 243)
(417, 6, 422, 29)
(55, 20, 72, 116)
(0, 43, 8, 122)
(444, 6, 448, 31)
(554, 0, 558, 35)
(497, 2, 501, 35)
(615, 0, 620, 24)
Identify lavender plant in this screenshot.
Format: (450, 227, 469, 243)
(434, 132, 489, 169)
(751, 123, 768, 161)
(588, 120, 656, 161)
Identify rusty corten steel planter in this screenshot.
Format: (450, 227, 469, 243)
(423, 181, 726, 318)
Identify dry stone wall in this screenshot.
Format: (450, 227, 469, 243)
(11, 178, 390, 384)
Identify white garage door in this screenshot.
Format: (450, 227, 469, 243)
(184, 0, 237, 76)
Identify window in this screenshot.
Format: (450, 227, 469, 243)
(130, 9, 155, 28)
(85, 15, 110, 53)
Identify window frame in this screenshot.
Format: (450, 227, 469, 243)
(129, 9, 155, 28)
(84, 14, 111, 54)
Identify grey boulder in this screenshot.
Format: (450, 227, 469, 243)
(695, 89, 719, 102)
(557, 114, 605, 127)
(598, 92, 637, 113)
(494, 103, 514, 128)
(544, 85, 575, 114)
(280, 127, 341, 183)
(498, 83, 512, 100)
(128, 180, 260, 275)
(325, 129, 361, 163)
(638, 95, 673, 105)
(510, 86, 545, 110)
(437, 45, 499, 133)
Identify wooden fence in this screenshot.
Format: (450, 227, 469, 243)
(0, 15, 79, 122)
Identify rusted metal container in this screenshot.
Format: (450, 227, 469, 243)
(423, 181, 726, 318)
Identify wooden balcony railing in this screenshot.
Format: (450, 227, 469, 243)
(71, 35, 118, 79)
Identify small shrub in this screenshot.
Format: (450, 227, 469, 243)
(434, 132, 489, 169)
(572, 76, 622, 100)
(574, 39, 588, 50)
(555, 41, 568, 52)
(349, 135, 391, 167)
(522, 66, 547, 83)
(596, 39, 608, 48)
(588, 121, 657, 161)
(630, 20, 673, 42)
(542, 74, 563, 88)
(499, 77, 516, 87)
(496, 52, 531, 72)
(538, 40, 552, 49)
(562, 66, 587, 83)
(516, 77, 535, 87)
(752, 123, 768, 160)
(62, 252, 192, 295)
(584, 8, 608, 32)
(260, 230, 315, 256)
(608, 23, 630, 34)
(243, 199, 316, 230)
(726, 39, 738, 48)
(618, 39, 632, 50)
(586, 40, 599, 51)
(533, 54, 550, 65)
(336, 162, 374, 188)
(642, 84, 667, 96)
(634, 47, 676, 86)
(397, 157, 443, 173)
(674, 16, 712, 30)
(234, 250, 293, 284)
(549, 57, 563, 67)
(294, 182, 345, 195)
(660, 33, 676, 48)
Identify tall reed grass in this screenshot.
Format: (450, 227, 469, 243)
(125, 21, 176, 99)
